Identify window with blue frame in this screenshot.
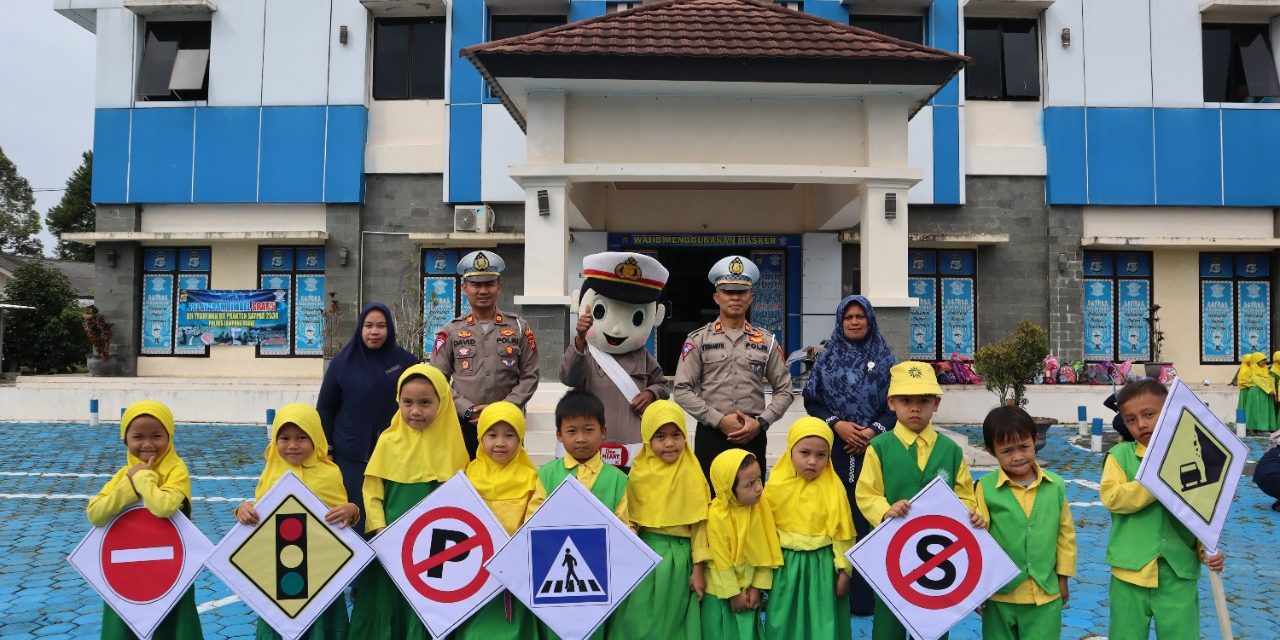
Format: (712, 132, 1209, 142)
(908, 249, 977, 361)
(850, 14, 925, 45)
(1200, 253, 1270, 364)
(1083, 252, 1152, 362)
(258, 247, 326, 357)
(141, 247, 211, 357)
(422, 248, 472, 356)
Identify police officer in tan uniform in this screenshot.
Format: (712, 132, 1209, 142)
(673, 255, 794, 485)
(431, 250, 540, 457)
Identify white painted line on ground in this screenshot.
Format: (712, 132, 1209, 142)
(0, 493, 249, 502)
(197, 595, 242, 613)
(0, 471, 257, 480)
(1069, 501, 1104, 508)
(112, 546, 174, 563)
(1066, 478, 1101, 490)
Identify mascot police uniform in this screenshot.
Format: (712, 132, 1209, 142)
(559, 252, 672, 468)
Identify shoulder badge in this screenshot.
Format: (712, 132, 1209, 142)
(465, 313, 476, 326)
(433, 331, 447, 353)
(524, 327, 537, 352)
(495, 313, 504, 324)
(681, 341, 697, 360)
(713, 321, 723, 333)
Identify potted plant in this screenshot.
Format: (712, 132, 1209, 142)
(1144, 303, 1169, 379)
(321, 291, 345, 372)
(974, 321, 1055, 449)
(82, 306, 115, 377)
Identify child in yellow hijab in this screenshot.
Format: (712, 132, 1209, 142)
(764, 417, 857, 640)
(234, 403, 357, 639)
(87, 400, 203, 640)
(610, 400, 711, 639)
(455, 401, 539, 640)
(702, 448, 781, 640)
(349, 364, 469, 640)
(1238, 352, 1278, 432)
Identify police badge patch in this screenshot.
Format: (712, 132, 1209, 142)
(680, 341, 696, 360)
(433, 331, 447, 353)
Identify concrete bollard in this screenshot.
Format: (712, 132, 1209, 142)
(90, 399, 99, 427)
(1091, 417, 1104, 453)
(1078, 405, 1088, 437)
(1236, 408, 1247, 439)
(266, 408, 276, 439)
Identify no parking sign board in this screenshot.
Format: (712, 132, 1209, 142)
(847, 478, 1018, 640)
(68, 504, 213, 639)
(369, 473, 509, 638)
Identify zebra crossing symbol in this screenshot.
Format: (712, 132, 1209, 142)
(530, 527, 608, 605)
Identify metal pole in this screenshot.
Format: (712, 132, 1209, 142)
(0, 311, 6, 375)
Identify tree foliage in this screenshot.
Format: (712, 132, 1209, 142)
(1, 260, 87, 373)
(46, 151, 94, 261)
(974, 321, 1049, 408)
(0, 146, 42, 257)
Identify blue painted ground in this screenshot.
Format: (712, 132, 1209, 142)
(0, 422, 1275, 639)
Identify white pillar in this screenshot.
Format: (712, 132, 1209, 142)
(514, 90, 574, 306)
(858, 180, 916, 308)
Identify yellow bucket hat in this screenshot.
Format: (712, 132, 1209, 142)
(887, 361, 944, 397)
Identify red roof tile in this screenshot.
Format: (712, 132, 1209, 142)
(463, 0, 966, 64)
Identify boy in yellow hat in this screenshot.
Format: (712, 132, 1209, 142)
(855, 361, 982, 640)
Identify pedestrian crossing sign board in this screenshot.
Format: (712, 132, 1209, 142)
(530, 527, 609, 605)
(205, 472, 376, 640)
(486, 476, 660, 640)
(1135, 378, 1248, 553)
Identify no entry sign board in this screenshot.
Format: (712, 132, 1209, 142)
(847, 478, 1017, 640)
(68, 504, 213, 639)
(370, 473, 509, 639)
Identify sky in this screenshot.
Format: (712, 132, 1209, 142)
(0, 2, 96, 256)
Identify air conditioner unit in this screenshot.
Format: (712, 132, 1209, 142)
(454, 205, 493, 233)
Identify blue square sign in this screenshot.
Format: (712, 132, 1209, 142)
(529, 527, 609, 606)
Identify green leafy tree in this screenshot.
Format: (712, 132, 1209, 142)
(0, 146, 42, 257)
(46, 151, 94, 261)
(974, 321, 1050, 408)
(1, 260, 87, 373)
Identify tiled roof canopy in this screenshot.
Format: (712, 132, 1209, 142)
(463, 0, 969, 127)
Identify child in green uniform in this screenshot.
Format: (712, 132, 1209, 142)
(456, 401, 540, 639)
(763, 417, 857, 639)
(87, 401, 204, 640)
(974, 406, 1076, 640)
(1236, 352, 1277, 432)
(1103, 379, 1226, 640)
(855, 361, 981, 640)
(525, 390, 630, 640)
(611, 400, 711, 639)
(235, 404, 360, 640)
(702, 449, 780, 639)
(348, 364, 470, 640)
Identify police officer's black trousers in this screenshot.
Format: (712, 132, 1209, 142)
(694, 423, 767, 497)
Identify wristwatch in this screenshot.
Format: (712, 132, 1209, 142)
(756, 416, 771, 431)
(463, 407, 475, 421)
(824, 416, 840, 427)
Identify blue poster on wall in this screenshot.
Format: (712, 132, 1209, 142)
(173, 274, 210, 355)
(1117, 279, 1151, 361)
(295, 275, 325, 356)
(1083, 279, 1114, 360)
(1237, 281, 1270, 357)
(750, 250, 786, 344)
(1201, 281, 1234, 363)
(143, 248, 176, 273)
(296, 247, 325, 272)
(258, 275, 293, 357)
(176, 289, 290, 347)
(141, 274, 174, 355)
(260, 247, 294, 272)
(423, 249, 458, 275)
(424, 276, 459, 355)
(908, 277, 936, 360)
(940, 278, 974, 358)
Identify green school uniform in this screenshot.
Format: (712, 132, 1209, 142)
(765, 546, 851, 640)
(536, 457, 628, 640)
(1239, 385, 1278, 432)
(867, 431, 964, 640)
(701, 596, 764, 639)
(609, 531, 702, 639)
(255, 600, 349, 640)
(348, 480, 438, 640)
(1105, 442, 1201, 640)
(100, 502, 203, 640)
(978, 471, 1065, 640)
(453, 593, 539, 640)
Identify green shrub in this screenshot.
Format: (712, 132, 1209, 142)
(1, 261, 88, 373)
(974, 321, 1049, 408)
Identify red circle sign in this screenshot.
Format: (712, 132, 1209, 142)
(885, 514, 982, 610)
(99, 508, 185, 604)
(401, 506, 493, 604)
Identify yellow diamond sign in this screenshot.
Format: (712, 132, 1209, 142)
(1155, 407, 1233, 525)
(229, 495, 354, 618)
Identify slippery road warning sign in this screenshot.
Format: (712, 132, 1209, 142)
(847, 478, 1017, 640)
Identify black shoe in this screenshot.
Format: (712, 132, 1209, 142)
(1272, 499, 1280, 512)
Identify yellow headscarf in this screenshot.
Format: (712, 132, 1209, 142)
(706, 449, 782, 571)
(764, 417, 856, 540)
(255, 403, 348, 507)
(1271, 351, 1280, 380)
(102, 400, 191, 501)
(627, 400, 710, 528)
(465, 401, 538, 500)
(1238, 352, 1276, 395)
(364, 364, 469, 484)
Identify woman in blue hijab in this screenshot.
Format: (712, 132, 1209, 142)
(802, 295, 898, 616)
(316, 302, 419, 534)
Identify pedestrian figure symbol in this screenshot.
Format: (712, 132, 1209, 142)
(531, 527, 609, 605)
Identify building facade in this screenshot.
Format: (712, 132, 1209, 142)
(57, 0, 1280, 382)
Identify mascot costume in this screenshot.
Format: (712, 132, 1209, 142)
(559, 252, 672, 468)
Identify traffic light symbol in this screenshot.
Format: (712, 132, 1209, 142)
(275, 514, 308, 600)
